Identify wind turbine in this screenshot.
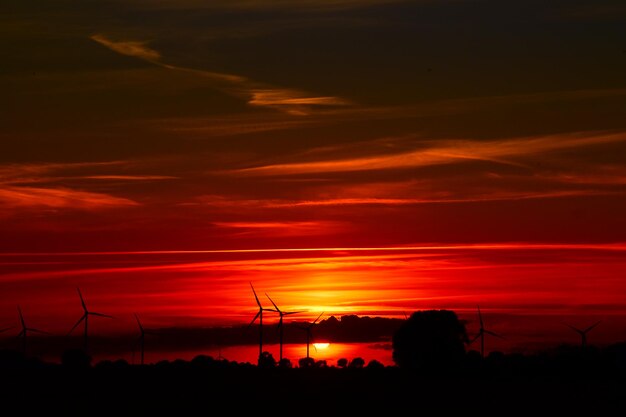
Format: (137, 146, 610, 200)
(16, 305, 48, 355)
(469, 305, 503, 359)
(67, 287, 113, 352)
(133, 313, 156, 365)
(265, 293, 303, 361)
(565, 321, 600, 349)
(297, 312, 324, 359)
(248, 283, 276, 361)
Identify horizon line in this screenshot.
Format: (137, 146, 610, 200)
(2, 242, 626, 257)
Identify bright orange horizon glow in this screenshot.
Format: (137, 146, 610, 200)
(2, 242, 626, 352)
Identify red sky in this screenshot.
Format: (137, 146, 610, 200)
(2, 0, 626, 351)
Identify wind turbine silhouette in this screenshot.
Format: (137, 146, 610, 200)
(248, 283, 276, 361)
(265, 293, 303, 361)
(298, 312, 324, 359)
(469, 305, 503, 359)
(16, 305, 48, 355)
(67, 287, 113, 352)
(565, 321, 601, 349)
(133, 313, 156, 365)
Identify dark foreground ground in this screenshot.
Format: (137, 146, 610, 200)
(2, 361, 626, 416)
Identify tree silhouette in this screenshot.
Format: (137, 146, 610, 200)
(298, 357, 315, 368)
(392, 310, 468, 370)
(366, 359, 384, 369)
(258, 351, 276, 368)
(349, 357, 365, 368)
(337, 358, 348, 368)
(278, 358, 292, 368)
(315, 359, 328, 368)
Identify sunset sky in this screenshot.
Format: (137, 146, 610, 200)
(2, 0, 626, 351)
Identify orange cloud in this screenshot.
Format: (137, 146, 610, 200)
(91, 34, 161, 62)
(91, 34, 350, 115)
(213, 220, 349, 237)
(233, 131, 626, 175)
(0, 186, 138, 210)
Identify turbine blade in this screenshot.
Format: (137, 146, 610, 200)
(265, 293, 280, 313)
(564, 322, 583, 334)
(484, 330, 505, 339)
(468, 332, 481, 345)
(135, 314, 144, 332)
(90, 312, 114, 319)
(17, 305, 26, 328)
(248, 311, 261, 329)
(283, 311, 304, 316)
(312, 312, 324, 325)
(17, 329, 25, 338)
(477, 305, 483, 329)
(77, 287, 87, 312)
(28, 328, 50, 335)
(250, 283, 261, 307)
(584, 321, 601, 334)
(67, 315, 86, 335)
(0, 327, 12, 333)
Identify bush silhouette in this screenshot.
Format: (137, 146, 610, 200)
(392, 310, 468, 370)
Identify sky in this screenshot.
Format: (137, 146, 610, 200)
(1, 0, 626, 352)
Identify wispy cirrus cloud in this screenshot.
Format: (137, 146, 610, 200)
(0, 161, 176, 185)
(91, 34, 350, 115)
(213, 220, 349, 237)
(0, 161, 176, 212)
(190, 190, 613, 210)
(0, 186, 138, 209)
(232, 131, 626, 176)
(90, 34, 161, 62)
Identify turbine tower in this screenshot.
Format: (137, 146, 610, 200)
(16, 305, 48, 355)
(248, 283, 276, 361)
(469, 305, 503, 359)
(565, 321, 600, 349)
(298, 312, 324, 359)
(68, 287, 113, 352)
(265, 293, 303, 361)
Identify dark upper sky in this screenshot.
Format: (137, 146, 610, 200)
(1, 1, 626, 339)
(3, 0, 626, 249)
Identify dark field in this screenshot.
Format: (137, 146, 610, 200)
(3, 349, 626, 416)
